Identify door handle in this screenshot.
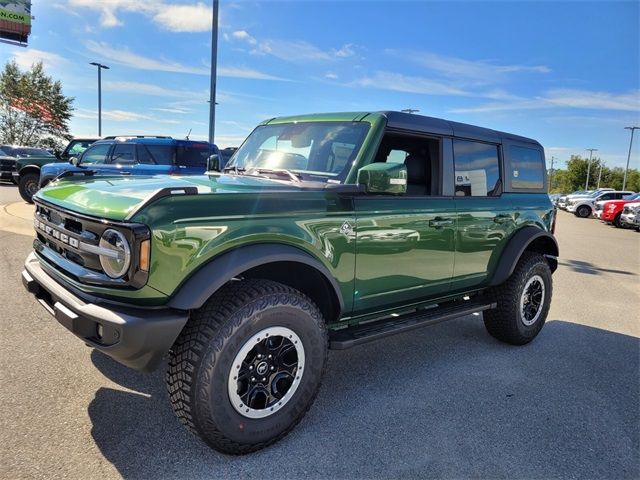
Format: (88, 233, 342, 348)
(493, 214, 512, 224)
(429, 218, 454, 228)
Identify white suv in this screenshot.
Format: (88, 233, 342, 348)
(620, 201, 640, 229)
(567, 190, 635, 218)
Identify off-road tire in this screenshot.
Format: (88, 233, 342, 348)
(483, 252, 552, 345)
(166, 279, 328, 455)
(18, 173, 38, 203)
(575, 205, 591, 218)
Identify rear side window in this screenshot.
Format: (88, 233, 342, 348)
(146, 145, 175, 165)
(176, 144, 211, 167)
(453, 140, 500, 196)
(508, 146, 545, 190)
(82, 143, 110, 164)
(110, 144, 136, 164)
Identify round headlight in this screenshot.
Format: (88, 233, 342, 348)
(99, 229, 131, 279)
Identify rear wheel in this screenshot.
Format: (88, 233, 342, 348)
(18, 173, 39, 203)
(166, 279, 328, 454)
(613, 213, 623, 228)
(484, 252, 552, 345)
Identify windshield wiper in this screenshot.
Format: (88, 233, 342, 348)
(244, 168, 301, 182)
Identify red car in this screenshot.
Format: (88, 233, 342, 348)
(601, 193, 640, 227)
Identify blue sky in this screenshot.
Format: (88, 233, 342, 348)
(1, 0, 639, 168)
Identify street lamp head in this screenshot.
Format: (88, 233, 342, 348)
(624, 126, 639, 131)
(90, 62, 110, 70)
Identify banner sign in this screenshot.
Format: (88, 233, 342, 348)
(0, 0, 31, 45)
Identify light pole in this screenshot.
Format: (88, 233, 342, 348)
(208, 0, 219, 146)
(89, 62, 109, 136)
(623, 126, 638, 191)
(597, 159, 604, 189)
(585, 148, 597, 190)
(549, 156, 555, 191)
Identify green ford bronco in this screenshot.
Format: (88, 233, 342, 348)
(22, 111, 558, 454)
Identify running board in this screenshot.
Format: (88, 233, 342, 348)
(329, 300, 496, 350)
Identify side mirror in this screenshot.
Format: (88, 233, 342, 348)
(357, 163, 407, 195)
(207, 154, 220, 172)
(69, 156, 80, 166)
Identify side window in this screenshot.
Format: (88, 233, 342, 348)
(81, 143, 110, 164)
(453, 140, 500, 196)
(146, 146, 174, 165)
(136, 145, 155, 165)
(374, 134, 440, 196)
(67, 141, 93, 156)
(507, 145, 545, 190)
(599, 193, 614, 201)
(110, 144, 136, 164)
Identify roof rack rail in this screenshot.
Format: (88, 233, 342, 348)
(102, 135, 174, 139)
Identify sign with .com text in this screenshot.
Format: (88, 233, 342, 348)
(0, 0, 31, 46)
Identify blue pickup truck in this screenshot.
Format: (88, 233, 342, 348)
(37, 136, 220, 198)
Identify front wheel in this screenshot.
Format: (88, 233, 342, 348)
(166, 279, 328, 455)
(18, 173, 39, 203)
(613, 213, 623, 228)
(575, 205, 591, 218)
(484, 252, 552, 345)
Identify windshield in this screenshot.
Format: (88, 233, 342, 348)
(226, 121, 370, 182)
(0, 146, 53, 157)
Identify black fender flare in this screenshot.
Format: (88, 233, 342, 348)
(489, 226, 559, 287)
(18, 164, 41, 176)
(167, 243, 345, 312)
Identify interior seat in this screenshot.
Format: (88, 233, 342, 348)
(404, 153, 428, 195)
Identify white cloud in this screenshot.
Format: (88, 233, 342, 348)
(151, 107, 191, 114)
(450, 89, 640, 113)
(387, 50, 550, 84)
(10, 49, 69, 71)
(86, 41, 286, 80)
(66, 0, 212, 32)
(104, 80, 205, 98)
(152, 3, 212, 32)
(325, 73, 338, 80)
(351, 71, 469, 96)
(333, 44, 355, 58)
(231, 30, 257, 45)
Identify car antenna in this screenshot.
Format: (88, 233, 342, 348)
(185, 128, 192, 140)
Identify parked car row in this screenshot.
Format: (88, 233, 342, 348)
(554, 188, 640, 231)
(1, 136, 233, 203)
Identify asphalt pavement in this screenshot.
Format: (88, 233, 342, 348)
(0, 182, 638, 479)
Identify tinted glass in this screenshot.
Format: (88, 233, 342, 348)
(136, 145, 155, 164)
(67, 140, 94, 156)
(508, 146, 544, 190)
(146, 145, 174, 165)
(82, 143, 110, 164)
(228, 122, 370, 182)
(453, 140, 500, 196)
(110, 144, 136, 164)
(176, 143, 211, 167)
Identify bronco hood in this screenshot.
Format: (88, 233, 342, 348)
(33, 173, 328, 221)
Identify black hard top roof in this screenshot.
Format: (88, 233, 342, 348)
(379, 111, 541, 146)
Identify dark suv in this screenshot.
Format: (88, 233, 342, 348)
(22, 111, 557, 454)
(34, 136, 219, 201)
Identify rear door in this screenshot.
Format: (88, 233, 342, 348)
(450, 138, 516, 291)
(98, 143, 137, 176)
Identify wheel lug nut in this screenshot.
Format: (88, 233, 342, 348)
(270, 366, 275, 371)
(262, 377, 266, 382)
(268, 354, 272, 359)
(251, 377, 256, 382)
(257, 354, 262, 359)
(249, 365, 253, 370)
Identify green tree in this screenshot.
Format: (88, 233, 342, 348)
(0, 60, 74, 151)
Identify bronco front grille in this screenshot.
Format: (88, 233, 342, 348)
(32, 200, 150, 288)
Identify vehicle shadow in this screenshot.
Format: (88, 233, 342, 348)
(88, 319, 639, 479)
(559, 259, 636, 276)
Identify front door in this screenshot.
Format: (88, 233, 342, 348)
(352, 133, 456, 315)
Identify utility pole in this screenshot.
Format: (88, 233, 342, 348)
(401, 109, 419, 114)
(623, 126, 638, 191)
(89, 62, 110, 136)
(585, 148, 597, 190)
(208, 0, 219, 146)
(597, 159, 604, 189)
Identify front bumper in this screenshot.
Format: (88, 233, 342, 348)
(620, 213, 638, 226)
(22, 252, 189, 372)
